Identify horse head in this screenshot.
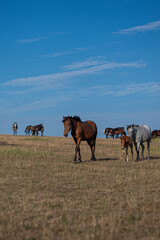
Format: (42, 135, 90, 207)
(120, 135, 127, 151)
(62, 116, 72, 137)
(127, 124, 135, 137)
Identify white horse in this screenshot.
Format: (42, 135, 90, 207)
(127, 124, 151, 161)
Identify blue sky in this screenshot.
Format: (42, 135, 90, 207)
(0, 0, 160, 137)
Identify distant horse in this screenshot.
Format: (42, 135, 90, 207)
(25, 125, 32, 136)
(104, 127, 126, 138)
(12, 122, 18, 135)
(151, 130, 160, 139)
(110, 127, 126, 138)
(127, 124, 151, 161)
(41, 126, 44, 136)
(120, 135, 133, 162)
(25, 124, 44, 136)
(62, 116, 97, 163)
(104, 128, 113, 138)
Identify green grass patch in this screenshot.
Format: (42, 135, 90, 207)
(0, 148, 52, 158)
(22, 137, 51, 141)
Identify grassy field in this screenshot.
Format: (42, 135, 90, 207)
(0, 134, 160, 240)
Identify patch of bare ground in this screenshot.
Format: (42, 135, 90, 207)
(0, 135, 160, 240)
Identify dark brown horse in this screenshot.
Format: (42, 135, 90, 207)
(62, 116, 97, 163)
(110, 128, 126, 138)
(120, 135, 133, 162)
(151, 130, 160, 139)
(25, 124, 44, 136)
(104, 127, 126, 138)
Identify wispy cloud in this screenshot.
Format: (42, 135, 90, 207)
(114, 20, 160, 34)
(39, 46, 95, 58)
(17, 36, 48, 43)
(17, 32, 68, 44)
(64, 57, 145, 71)
(64, 57, 106, 70)
(90, 82, 160, 96)
(75, 46, 95, 51)
(114, 82, 160, 96)
(39, 50, 73, 58)
(3, 59, 146, 88)
(1, 95, 73, 114)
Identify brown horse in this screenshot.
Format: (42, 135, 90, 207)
(25, 124, 44, 136)
(151, 130, 160, 139)
(120, 135, 133, 162)
(110, 128, 126, 138)
(104, 127, 126, 138)
(62, 116, 97, 163)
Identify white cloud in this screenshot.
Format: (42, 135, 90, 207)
(3, 59, 146, 88)
(91, 82, 160, 96)
(17, 36, 48, 43)
(1, 95, 73, 114)
(114, 20, 160, 34)
(64, 57, 106, 70)
(39, 46, 95, 58)
(39, 50, 73, 58)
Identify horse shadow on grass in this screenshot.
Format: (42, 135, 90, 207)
(149, 156, 160, 160)
(82, 157, 119, 163)
(0, 141, 20, 147)
(133, 156, 160, 162)
(96, 157, 119, 161)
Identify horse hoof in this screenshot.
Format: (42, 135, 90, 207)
(73, 160, 77, 164)
(77, 160, 81, 163)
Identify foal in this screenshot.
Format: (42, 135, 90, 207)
(120, 135, 133, 162)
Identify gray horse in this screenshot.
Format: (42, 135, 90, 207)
(127, 124, 151, 161)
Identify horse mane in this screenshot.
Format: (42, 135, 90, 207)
(62, 116, 82, 122)
(71, 116, 82, 122)
(34, 124, 43, 128)
(127, 124, 139, 130)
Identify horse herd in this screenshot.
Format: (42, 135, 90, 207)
(25, 124, 44, 136)
(12, 123, 44, 136)
(62, 116, 160, 163)
(12, 116, 159, 164)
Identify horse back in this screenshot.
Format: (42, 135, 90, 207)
(135, 125, 151, 143)
(82, 121, 97, 140)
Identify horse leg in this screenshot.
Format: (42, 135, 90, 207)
(88, 140, 96, 161)
(147, 140, 150, 160)
(77, 146, 81, 163)
(91, 144, 96, 161)
(135, 142, 140, 161)
(74, 138, 81, 163)
(73, 139, 77, 163)
(130, 145, 134, 162)
(141, 143, 145, 160)
(73, 146, 77, 163)
(74, 146, 81, 163)
(126, 146, 129, 162)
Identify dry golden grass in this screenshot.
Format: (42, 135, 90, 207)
(0, 134, 160, 240)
